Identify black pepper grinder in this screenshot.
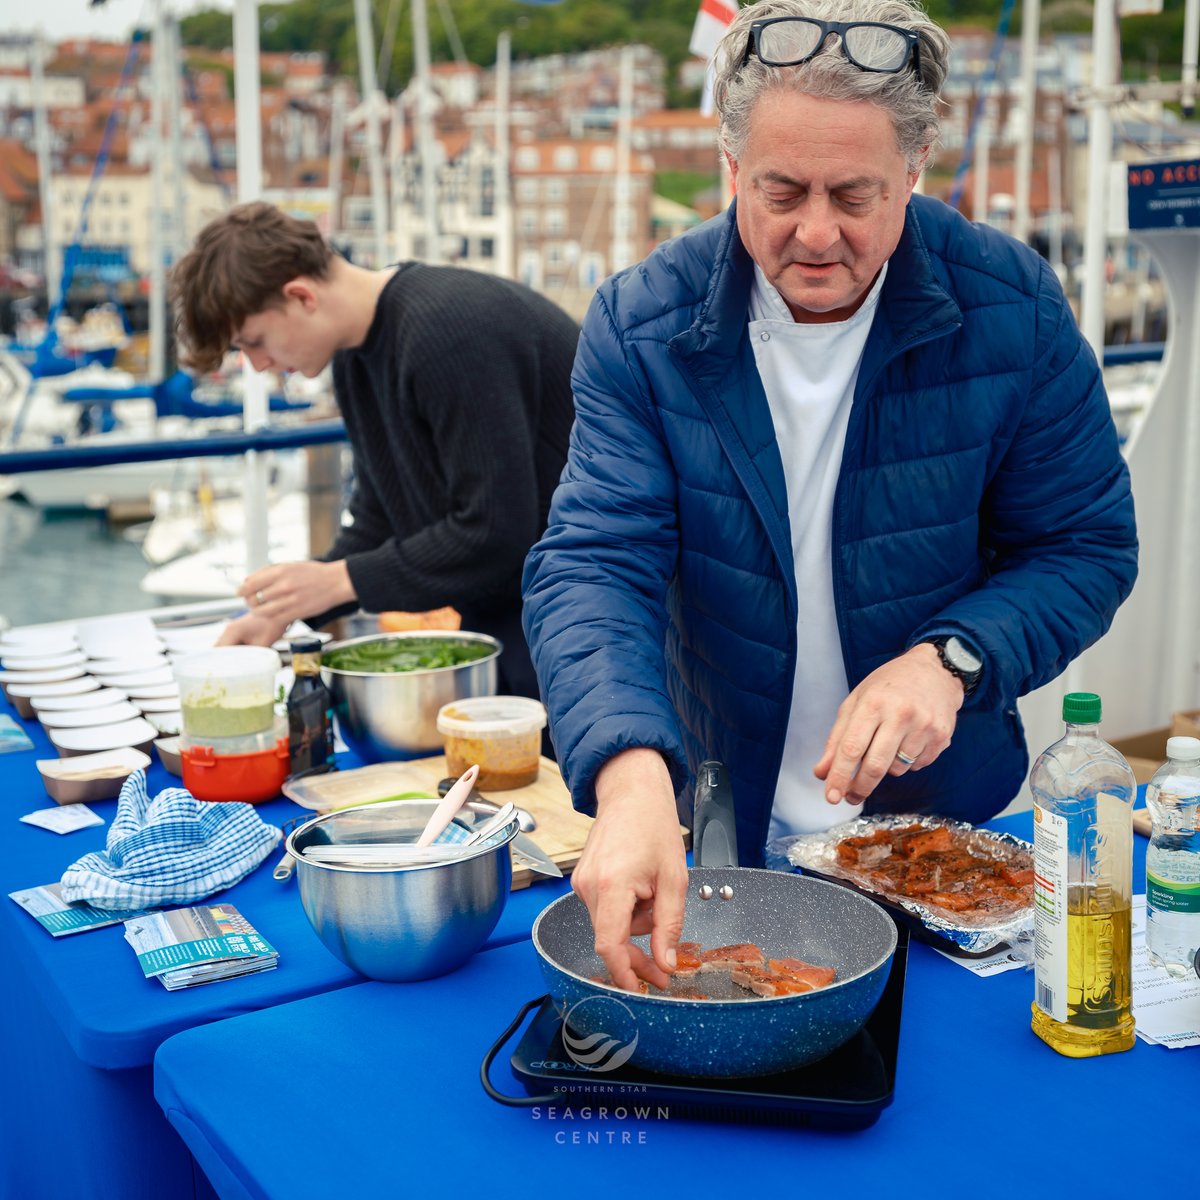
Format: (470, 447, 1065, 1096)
(287, 636, 334, 775)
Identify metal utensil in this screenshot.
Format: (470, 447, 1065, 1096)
(417, 764, 479, 846)
(462, 802, 518, 847)
(437, 776, 537, 832)
(510, 839, 563, 879)
(273, 814, 313, 882)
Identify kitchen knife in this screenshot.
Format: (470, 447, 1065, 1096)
(511, 833, 563, 878)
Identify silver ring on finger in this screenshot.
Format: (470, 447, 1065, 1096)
(895, 750, 917, 767)
(255, 589, 266, 606)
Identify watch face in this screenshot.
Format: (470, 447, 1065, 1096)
(944, 636, 982, 674)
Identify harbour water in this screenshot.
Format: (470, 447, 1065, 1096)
(0, 497, 205, 630)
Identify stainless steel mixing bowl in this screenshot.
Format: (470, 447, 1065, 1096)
(320, 631, 500, 761)
(286, 799, 518, 982)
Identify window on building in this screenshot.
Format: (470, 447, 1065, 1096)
(552, 146, 577, 170)
(516, 147, 540, 170)
(591, 146, 615, 171)
(519, 210, 538, 236)
(545, 178, 565, 201)
(581, 253, 605, 288)
(479, 237, 495, 258)
(545, 208, 565, 234)
(518, 249, 541, 289)
(516, 179, 539, 201)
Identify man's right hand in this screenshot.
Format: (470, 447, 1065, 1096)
(569, 747, 689, 993)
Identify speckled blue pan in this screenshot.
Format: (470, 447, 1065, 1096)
(532, 868, 898, 1079)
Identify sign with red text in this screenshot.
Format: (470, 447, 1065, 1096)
(1127, 159, 1200, 230)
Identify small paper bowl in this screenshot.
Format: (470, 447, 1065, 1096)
(36, 746, 151, 804)
(38, 701, 144, 730)
(48, 718, 158, 759)
(31, 688, 129, 714)
(6, 675, 101, 718)
(154, 735, 183, 777)
(90, 667, 175, 690)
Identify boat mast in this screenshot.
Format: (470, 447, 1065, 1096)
(149, 0, 168, 382)
(412, 0, 441, 263)
(611, 44, 634, 273)
(233, 0, 270, 574)
(1080, 0, 1117, 361)
(30, 34, 59, 314)
(353, 0, 388, 267)
(1013, 0, 1040, 245)
(494, 30, 512, 279)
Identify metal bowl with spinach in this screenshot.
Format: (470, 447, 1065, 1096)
(320, 631, 500, 762)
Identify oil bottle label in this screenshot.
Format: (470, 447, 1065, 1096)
(1032, 804, 1069, 1023)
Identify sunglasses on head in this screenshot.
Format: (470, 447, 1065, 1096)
(743, 16, 922, 79)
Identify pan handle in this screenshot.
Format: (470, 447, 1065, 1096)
(692, 759, 739, 868)
(479, 994, 560, 1107)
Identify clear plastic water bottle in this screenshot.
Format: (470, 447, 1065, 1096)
(1029, 692, 1136, 1057)
(1145, 735, 1200, 979)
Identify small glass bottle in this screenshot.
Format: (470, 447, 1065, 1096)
(287, 636, 334, 775)
(1145, 735, 1200, 979)
(1029, 692, 1136, 1057)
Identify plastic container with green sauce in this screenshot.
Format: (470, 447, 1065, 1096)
(173, 646, 281, 741)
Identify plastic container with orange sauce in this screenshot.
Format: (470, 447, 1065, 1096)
(436, 696, 546, 790)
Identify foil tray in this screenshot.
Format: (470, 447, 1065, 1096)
(779, 814, 1034, 957)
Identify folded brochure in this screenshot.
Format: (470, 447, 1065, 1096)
(123, 903, 278, 990)
(9, 882, 146, 936)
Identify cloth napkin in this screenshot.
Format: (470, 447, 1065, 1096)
(59, 770, 280, 909)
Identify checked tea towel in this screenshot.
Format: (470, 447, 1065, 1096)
(59, 770, 279, 909)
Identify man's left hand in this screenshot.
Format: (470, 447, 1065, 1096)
(814, 642, 963, 806)
(237, 560, 356, 630)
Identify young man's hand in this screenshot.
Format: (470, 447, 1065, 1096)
(234, 560, 356, 632)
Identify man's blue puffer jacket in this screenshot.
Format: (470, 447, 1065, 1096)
(523, 194, 1138, 865)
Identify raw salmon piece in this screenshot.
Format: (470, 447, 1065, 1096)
(700, 943, 765, 972)
(900, 826, 954, 859)
(672, 942, 704, 978)
(768, 958, 837, 989)
(1001, 865, 1035, 887)
(927, 890, 975, 912)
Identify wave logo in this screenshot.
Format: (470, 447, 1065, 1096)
(562, 996, 639, 1073)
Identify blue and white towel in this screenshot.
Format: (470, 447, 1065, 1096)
(59, 770, 279, 909)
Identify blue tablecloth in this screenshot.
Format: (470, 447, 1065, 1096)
(0, 702, 571, 1200)
(153, 814, 1190, 1200)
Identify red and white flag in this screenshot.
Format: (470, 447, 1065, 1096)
(690, 0, 738, 116)
(689, 0, 739, 61)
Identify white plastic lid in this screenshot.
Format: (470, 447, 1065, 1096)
(173, 646, 282, 689)
(436, 696, 547, 737)
(1166, 736, 1200, 762)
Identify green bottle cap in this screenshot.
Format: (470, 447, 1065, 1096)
(1062, 692, 1101, 723)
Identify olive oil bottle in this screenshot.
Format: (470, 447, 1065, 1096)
(1030, 693, 1136, 1057)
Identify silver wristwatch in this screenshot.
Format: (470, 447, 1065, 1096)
(925, 635, 983, 697)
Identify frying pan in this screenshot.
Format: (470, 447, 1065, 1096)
(530, 762, 897, 1079)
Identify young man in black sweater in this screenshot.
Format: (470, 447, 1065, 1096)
(171, 201, 579, 701)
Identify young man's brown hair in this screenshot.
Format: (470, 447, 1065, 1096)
(170, 201, 333, 373)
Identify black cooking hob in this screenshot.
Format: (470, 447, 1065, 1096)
(490, 924, 908, 1130)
